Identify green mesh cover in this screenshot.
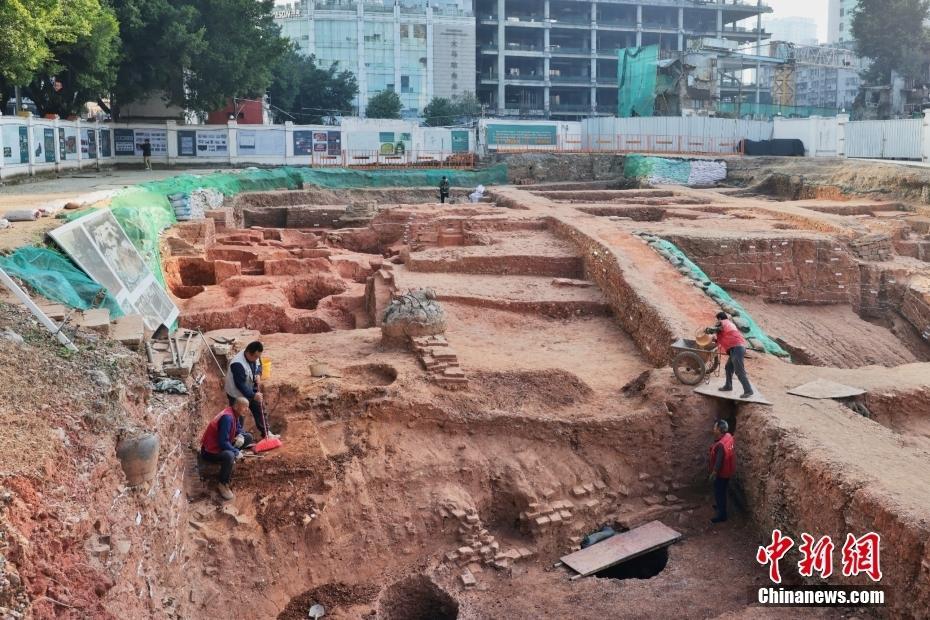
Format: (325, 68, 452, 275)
(716, 102, 841, 120)
(0, 247, 123, 316)
(618, 45, 659, 118)
(639, 234, 790, 359)
(624, 155, 692, 185)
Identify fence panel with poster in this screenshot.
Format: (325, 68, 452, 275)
(50, 209, 179, 331)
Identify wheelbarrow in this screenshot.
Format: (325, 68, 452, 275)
(671, 330, 720, 386)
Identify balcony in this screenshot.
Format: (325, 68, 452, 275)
(548, 46, 592, 56)
(549, 17, 591, 28)
(479, 44, 499, 53)
(595, 76, 618, 85)
(504, 42, 544, 53)
(595, 19, 637, 30)
(503, 14, 547, 26)
(549, 75, 592, 84)
(504, 74, 546, 82)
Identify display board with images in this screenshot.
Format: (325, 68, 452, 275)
(114, 128, 168, 156)
(294, 130, 341, 156)
(50, 210, 179, 331)
(81, 128, 98, 158)
(1, 125, 28, 164)
(31, 126, 47, 162)
(237, 129, 285, 156)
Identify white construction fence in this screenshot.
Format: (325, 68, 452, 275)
(2, 110, 929, 181)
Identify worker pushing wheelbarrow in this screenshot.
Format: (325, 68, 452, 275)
(671, 312, 754, 399)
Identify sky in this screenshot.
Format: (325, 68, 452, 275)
(765, 0, 829, 42)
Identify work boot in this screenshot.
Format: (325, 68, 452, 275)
(217, 483, 234, 501)
(711, 516, 727, 524)
(739, 392, 754, 400)
(719, 385, 733, 392)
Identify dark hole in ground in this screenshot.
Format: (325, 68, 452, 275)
(379, 575, 459, 620)
(593, 546, 669, 580)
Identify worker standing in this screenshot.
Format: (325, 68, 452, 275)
(705, 311, 754, 399)
(438, 176, 450, 204)
(708, 419, 735, 524)
(201, 398, 254, 500)
(225, 341, 278, 440)
(139, 138, 152, 171)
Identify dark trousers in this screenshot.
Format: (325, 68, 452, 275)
(714, 476, 730, 521)
(201, 449, 235, 484)
(724, 345, 752, 394)
(227, 395, 268, 437)
(440, 192, 448, 203)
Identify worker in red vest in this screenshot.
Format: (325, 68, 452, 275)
(708, 419, 736, 524)
(200, 397, 254, 500)
(705, 311, 754, 399)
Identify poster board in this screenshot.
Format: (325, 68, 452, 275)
(1, 126, 28, 164)
(237, 129, 285, 156)
(196, 129, 227, 155)
(293, 130, 313, 156)
(49, 210, 179, 331)
(378, 131, 410, 155)
(81, 128, 98, 158)
(99, 129, 112, 157)
(485, 123, 557, 147)
(114, 128, 135, 155)
(32, 126, 46, 162)
(64, 128, 79, 158)
(178, 130, 196, 156)
(452, 130, 470, 153)
(43, 128, 56, 162)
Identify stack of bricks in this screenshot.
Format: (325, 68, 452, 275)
(518, 480, 626, 553)
(410, 335, 468, 390)
(849, 233, 893, 262)
(440, 507, 535, 581)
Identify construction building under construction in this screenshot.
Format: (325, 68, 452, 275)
(475, 0, 771, 119)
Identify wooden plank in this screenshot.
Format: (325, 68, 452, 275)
(694, 384, 773, 406)
(560, 521, 681, 577)
(788, 379, 865, 400)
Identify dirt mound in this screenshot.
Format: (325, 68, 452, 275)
(277, 581, 380, 620)
(470, 369, 594, 410)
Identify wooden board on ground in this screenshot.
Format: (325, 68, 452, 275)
(788, 379, 865, 400)
(560, 520, 681, 578)
(694, 384, 773, 406)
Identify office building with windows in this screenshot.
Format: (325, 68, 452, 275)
(274, 1, 476, 116)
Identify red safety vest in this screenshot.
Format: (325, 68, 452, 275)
(709, 433, 736, 479)
(716, 319, 747, 354)
(201, 408, 237, 455)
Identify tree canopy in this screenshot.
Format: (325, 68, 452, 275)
(365, 90, 402, 119)
(268, 49, 358, 123)
(852, 0, 930, 83)
(422, 92, 482, 126)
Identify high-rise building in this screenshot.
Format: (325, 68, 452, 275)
(476, 0, 771, 119)
(828, 0, 858, 45)
(273, 1, 476, 117)
(764, 16, 818, 45)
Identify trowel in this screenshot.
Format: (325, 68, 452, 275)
(308, 603, 325, 619)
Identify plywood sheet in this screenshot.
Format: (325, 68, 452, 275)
(788, 379, 865, 400)
(694, 384, 773, 406)
(560, 520, 681, 577)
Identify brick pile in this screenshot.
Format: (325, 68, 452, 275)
(410, 335, 468, 389)
(849, 233, 893, 262)
(440, 507, 535, 585)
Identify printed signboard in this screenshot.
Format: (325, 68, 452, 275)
(486, 123, 558, 146)
(50, 210, 179, 331)
(196, 129, 227, 154)
(237, 129, 285, 156)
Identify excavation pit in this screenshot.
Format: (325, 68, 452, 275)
(593, 546, 670, 581)
(378, 576, 459, 620)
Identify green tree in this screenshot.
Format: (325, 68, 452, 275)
(110, 0, 288, 117)
(422, 96, 456, 126)
(365, 89, 402, 119)
(109, 0, 205, 115)
(268, 50, 358, 123)
(23, 0, 121, 117)
(182, 0, 289, 112)
(852, 0, 930, 84)
(0, 0, 63, 85)
(452, 91, 481, 119)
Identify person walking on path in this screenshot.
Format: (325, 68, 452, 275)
(705, 311, 754, 399)
(708, 419, 736, 524)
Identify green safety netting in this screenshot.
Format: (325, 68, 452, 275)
(638, 233, 790, 359)
(618, 45, 659, 118)
(0, 246, 123, 316)
(624, 154, 692, 185)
